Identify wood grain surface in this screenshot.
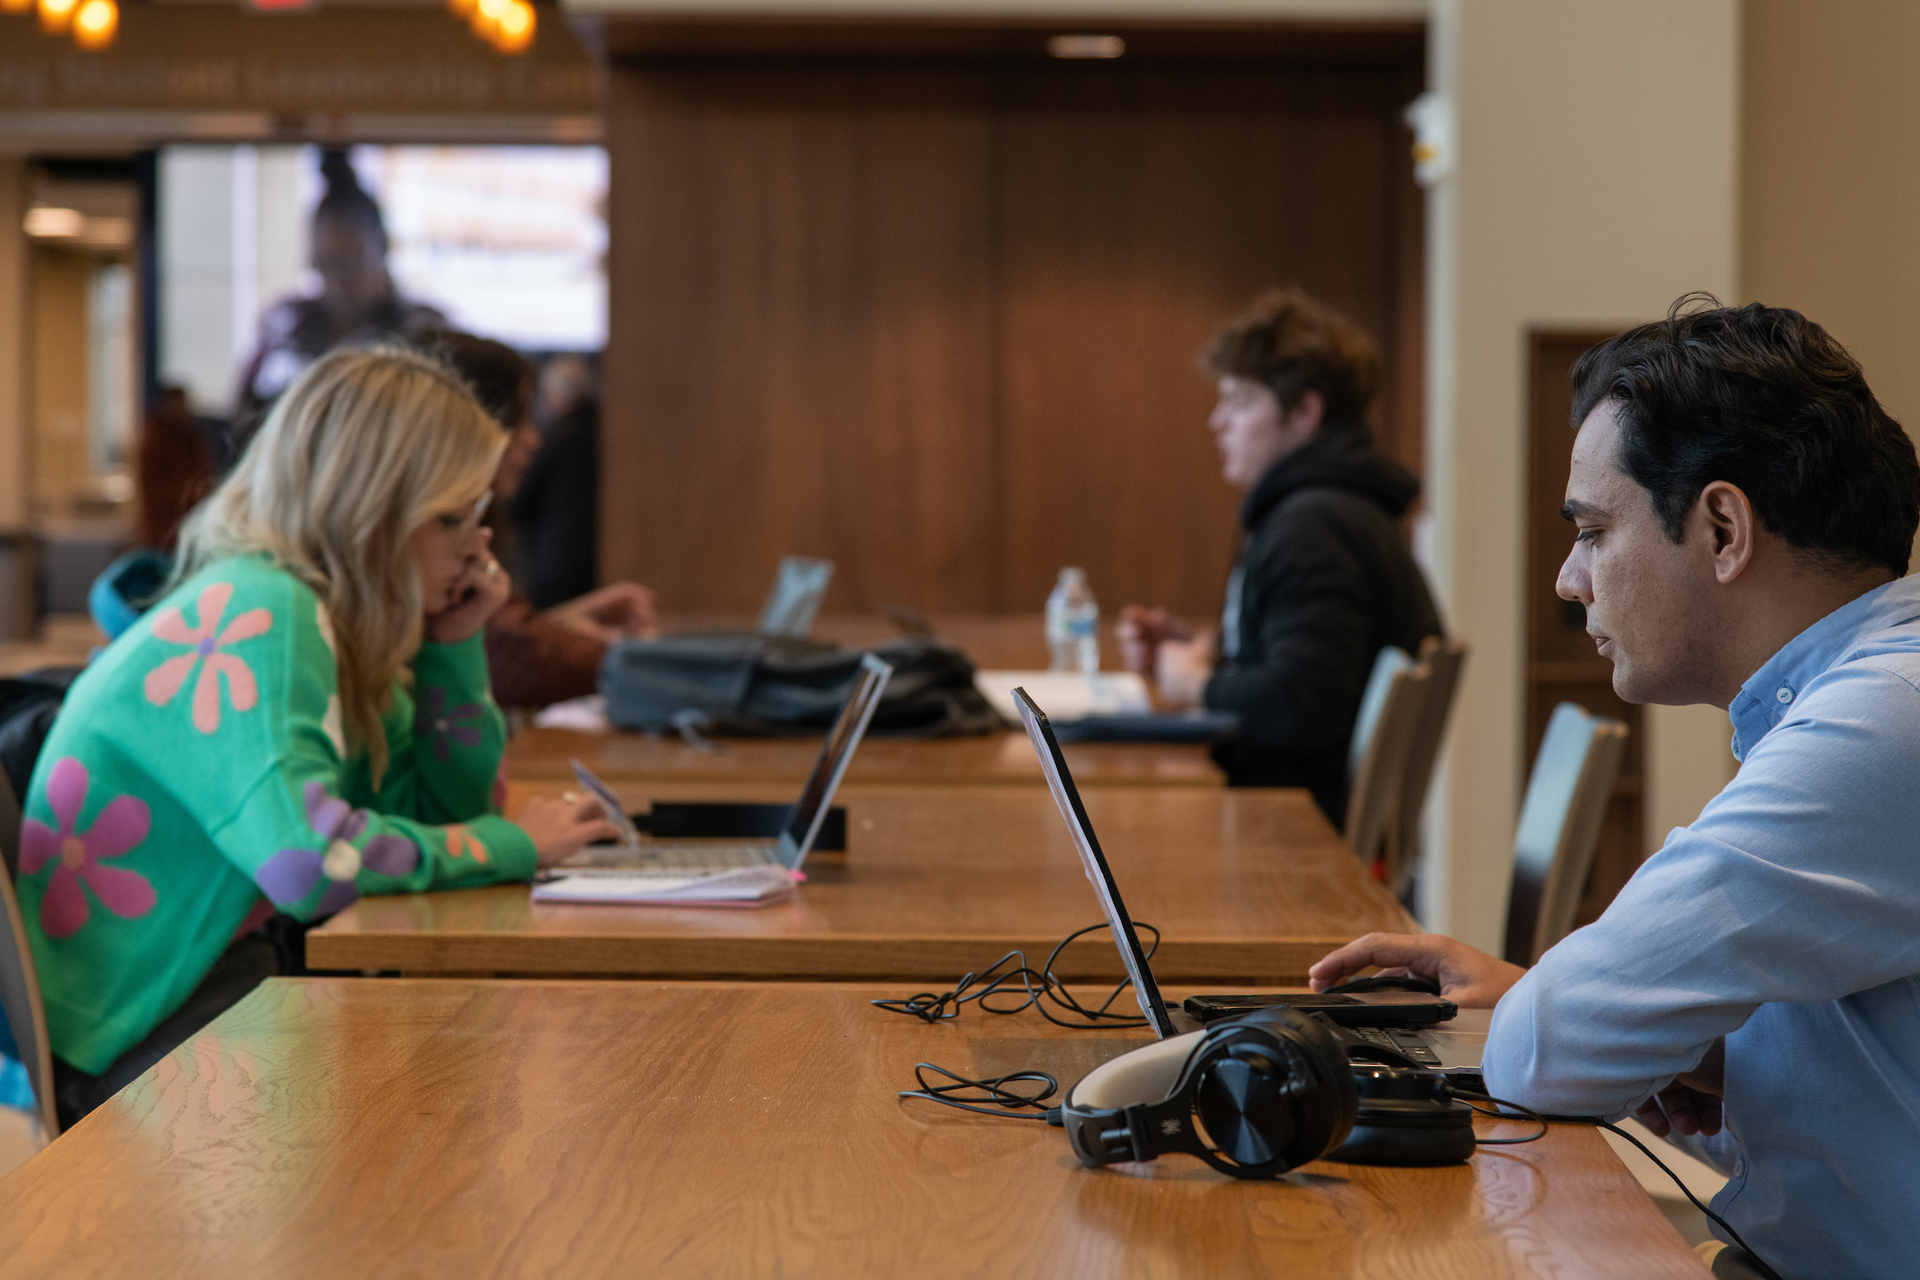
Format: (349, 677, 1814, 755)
(0, 979, 1709, 1279)
(308, 785, 1407, 982)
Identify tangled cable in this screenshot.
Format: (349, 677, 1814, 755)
(897, 1062, 1063, 1122)
(870, 922, 1160, 1029)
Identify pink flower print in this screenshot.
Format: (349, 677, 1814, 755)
(145, 581, 273, 734)
(418, 687, 484, 763)
(19, 757, 155, 939)
(253, 781, 419, 913)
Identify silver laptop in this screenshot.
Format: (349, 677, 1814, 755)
(758, 555, 834, 638)
(1012, 686, 1486, 1074)
(558, 653, 890, 877)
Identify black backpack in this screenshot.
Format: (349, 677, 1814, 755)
(600, 634, 1004, 739)
(0, 667, 80, 879)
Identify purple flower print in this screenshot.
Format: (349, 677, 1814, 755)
(20, 758, 155, 939)
(253, 781, 419, 912)
(418, 687, 484, 763)
(144, 581, 273, 735)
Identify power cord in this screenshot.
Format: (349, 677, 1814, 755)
(897, 1062, 1064, 1124)
(871, 922, 1159, 1030)
(1459, 1093, 1549, 1146)
(1592, 1119, 1785, 1280)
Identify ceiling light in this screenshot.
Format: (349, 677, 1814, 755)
(1047, 34, 1125, 60)
(36, 0, 76, 33)
(70, 0, 115, 49)
(0, 0, 34, 15)
(24, 207, 85, 238)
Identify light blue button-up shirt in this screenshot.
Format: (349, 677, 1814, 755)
(1485, 572, 1920, 1280)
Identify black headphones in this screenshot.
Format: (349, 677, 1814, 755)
(1061, 1006, 1358, 1178)
(1060, 1007, 1476, 1176)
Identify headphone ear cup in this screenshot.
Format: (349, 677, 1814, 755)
(1188, 1007, 1358, 1175)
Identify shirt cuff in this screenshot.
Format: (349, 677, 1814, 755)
(468, 813, 539, 881)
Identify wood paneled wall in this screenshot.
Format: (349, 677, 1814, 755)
(1526, 330, 1645, 929)
(603, 28, 1425, 618)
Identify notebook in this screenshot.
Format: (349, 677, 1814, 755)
(1011, 686, 1486, 1074)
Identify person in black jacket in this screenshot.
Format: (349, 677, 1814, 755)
(1119, 287, 1442, 825)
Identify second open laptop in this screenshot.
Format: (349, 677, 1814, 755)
(557, 653, 891, 877)
(1011, 686, 1487, 1074)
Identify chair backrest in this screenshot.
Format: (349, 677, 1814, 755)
(1504, 701, 1630, 966)
(1379, 635, 1468, 898)
(1344, 648, 1431, 867)
(0, 770, 57, 1138)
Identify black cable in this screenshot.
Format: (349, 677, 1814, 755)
(897, 1062, 1062, 1122)
(1593, 1120, 1786, 1280)
(1461, 1093, 1548, 1145)
(871, 922, 1159, 1030)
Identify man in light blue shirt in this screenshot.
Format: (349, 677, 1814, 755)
(1311, 298, 1920, 1280)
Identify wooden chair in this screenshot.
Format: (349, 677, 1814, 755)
(1379, 636, 1469, 898)
(1344, 648, 1432, 869)
(1504, 701, 1630, 966)
(0, 772, 57, 1138)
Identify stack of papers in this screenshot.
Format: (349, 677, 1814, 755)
(973, 670, 1153, 722)
(531, 864, 797, 907)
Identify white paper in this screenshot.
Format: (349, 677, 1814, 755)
(973, 670, 1152, 723)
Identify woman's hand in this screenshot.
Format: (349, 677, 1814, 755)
(515, 793, 620, 868)
(541, 582, 659, 645)
(425, 549, 512, 644)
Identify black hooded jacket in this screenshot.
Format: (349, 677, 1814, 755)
(1204, 420, 1443, 824)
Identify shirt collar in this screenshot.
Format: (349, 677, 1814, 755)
(1728, 574, 1920, 759)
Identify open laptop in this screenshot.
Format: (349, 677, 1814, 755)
(758, 556, 834, 638)
(555, 653, 891, 878)
(1012, 687, 1486, 1075)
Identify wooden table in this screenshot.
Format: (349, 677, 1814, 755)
(510, 725, 1224, 789)
(309, 785, 1408, 984)
(0, 978, 1709, 1278)
(519, 612, 1225, 789)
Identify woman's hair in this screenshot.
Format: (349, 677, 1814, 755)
(316, 149, 388, 252)
(171, 346, 502, 785)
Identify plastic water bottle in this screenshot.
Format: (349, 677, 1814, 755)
(1045, 568, 1100, 674)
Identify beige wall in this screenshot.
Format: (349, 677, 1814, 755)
(1745, 1, 1920, 432)
(1421, 0, 1741, 949)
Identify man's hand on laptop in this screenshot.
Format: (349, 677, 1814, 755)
(1308, 933, 1527, 1009)
(1636, 1037, 1726, 1139)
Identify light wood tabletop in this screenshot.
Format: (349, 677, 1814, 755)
(510, 725, 1224, 788)
(308, 784, 1410, 984)
(0, 978, 1709, 1279)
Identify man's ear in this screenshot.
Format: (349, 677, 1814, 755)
(1283, 388, 1326, 439)
(1697, 480, 1756, 584)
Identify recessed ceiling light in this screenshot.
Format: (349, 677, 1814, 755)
(1048, 34, 1125, 60)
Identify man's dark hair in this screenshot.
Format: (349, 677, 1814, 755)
(1571, 295, 1920, 577)
(1200, 286, 1381, 422)
(415, 331, 531, 431)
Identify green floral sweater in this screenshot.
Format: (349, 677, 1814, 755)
(18, 556, 537, 1074)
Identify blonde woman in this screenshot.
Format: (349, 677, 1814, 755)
(19, 347, 614, 1123)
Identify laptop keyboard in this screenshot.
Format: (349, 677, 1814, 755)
(557, 842, 780, 876)
(1347, 1025, 1444, 1067)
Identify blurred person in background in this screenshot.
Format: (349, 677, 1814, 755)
(135, 388, 214, 552)
(421, 334, 657, 708)
(231, 149, 445, 445)
(510, 353, 602, 609)
(1118, 287, 1442, 826)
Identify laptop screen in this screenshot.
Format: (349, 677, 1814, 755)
(778, 653, 892, 867)
(1013, 687, 1178, 1038)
